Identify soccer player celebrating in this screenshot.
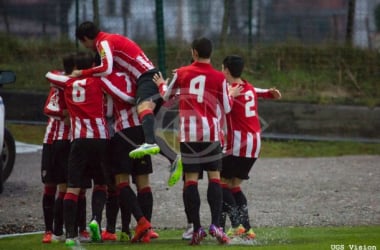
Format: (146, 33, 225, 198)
(220, 55, 281, 241)
(71, 21, 162, 159)
(153, 37, 231, 245)
(41, 54, 74, 243)
(46, 52, 137, 246)
(100, 71, 158, 243)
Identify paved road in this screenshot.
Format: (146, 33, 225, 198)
(0, 143, 379, 234)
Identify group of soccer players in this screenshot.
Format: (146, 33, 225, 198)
(40, 20, 281, 247)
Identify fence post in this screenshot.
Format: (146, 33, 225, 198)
(155, 0, 166, 77)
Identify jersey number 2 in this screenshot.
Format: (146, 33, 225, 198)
(245, 90, 256, 117)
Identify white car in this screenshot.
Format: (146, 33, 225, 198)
(0, 70, 16, 194)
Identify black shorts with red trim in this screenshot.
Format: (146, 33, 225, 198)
(110, 126, 153, 177)
(51, 139, 70, 184)
(41, 143, 53, 184)
(67, 139, 111, 188)
(221, 154, 257, 180)
(180, 141, 222, 173)
(136, 68, 163, 113)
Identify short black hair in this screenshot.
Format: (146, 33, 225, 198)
(191, 37, 212, 59)
(75, 52, 94, 70)
(223, 55, 244, 78)
(75, 21, 100, 41)
(62, 53, 76, 75)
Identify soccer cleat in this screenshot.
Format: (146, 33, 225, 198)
(209, 224, 230, 244)
(189, 227, 207, 245)
(167, 155, 183, 187)
(101, 230, 117, 241)
(226, 224, 246, 238)
(42, 231, 53, 243)
(141, 231, 151, 243)
(129, 143, 160, 159)
(79, 230, 91, 242)
(51, 234, 65, 243)
(245, 228, 256, 240)
(182, 223, 194, 240)
(131, 217, 152, 243)
(89, 220, 102, 242)
(119, 231, 132, 242)
(65, 238, 79, 247)
(148, 229, 159, 239)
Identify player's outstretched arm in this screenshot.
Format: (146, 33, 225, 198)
(269, 87, 282, 99)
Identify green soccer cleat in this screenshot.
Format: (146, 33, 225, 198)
(89, 220, 102, 242)
(167, 155, 183, 187)
(119, 231, 132, 242)
(65, 238, 79, 247)
(226, 224, 246, 238)
(129, 143, 160, 159)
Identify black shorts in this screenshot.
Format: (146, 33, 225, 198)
(41, 143, 54, 184)
(110, 126, 153, 177)
(67, 139, 110, 188)
(51, 139, 71, 184)
(136, 69, 163, 112)
(221, 155, 257, 180)
(180, 142, 222, 173)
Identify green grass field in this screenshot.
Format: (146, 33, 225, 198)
(3, 124, 379, 249)
(0, 226, 379, 249)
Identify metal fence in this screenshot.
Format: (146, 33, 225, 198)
(1, 0, 379, 48)
(1, 0, 380, 90)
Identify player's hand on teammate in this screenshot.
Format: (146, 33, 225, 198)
(228, 84, 243, 98)
(70, 69, 82, 77)
(269, 87, 282, 99)
(152, 71, 167, 86)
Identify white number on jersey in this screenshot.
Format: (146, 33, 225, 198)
(189, 75, 206, 103)
(72, 79, 86, 103)
(116, 72, 133, 93)
(245, 90, 256, 117)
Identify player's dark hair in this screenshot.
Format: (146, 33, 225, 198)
(76, 21, 100, 41)
(192, 37, 212, 58)
(62, 53, 76, 75)
(75, 52, 94, 70)
(223, 55, 244, 78)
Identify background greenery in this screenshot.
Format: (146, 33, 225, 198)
(0, 35, 379, 107)
(7, 123, 380, 157)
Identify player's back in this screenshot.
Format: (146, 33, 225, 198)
(177, 62, 225, 117)
(105, 71, 140, 131)
(176, 61, 228, 142)
(96, 32, 154, 77)
(64, 76, 109, 139)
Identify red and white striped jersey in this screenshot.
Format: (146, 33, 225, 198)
(81, 32, 155, 79)
(43, 81, 71, 141)
(225, 80, 275, 158)
(43, 117, 57, 144)
(163, 61, 232, 142)
(45, 71, 135, 140)
(107, 72, 140, 132)
(44, 86, 66, 120)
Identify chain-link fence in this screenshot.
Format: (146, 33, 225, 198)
(1, 0, 379, 105)
(1, 0, 379, 47)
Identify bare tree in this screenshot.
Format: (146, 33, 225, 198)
(93, 0, 99, 26)
(59, 0, 74, 38)
(122, 0, 131, 36)
(345, 0, 356, 46)
(0, 0, 10, 33)
(220, 0, 231, 46)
